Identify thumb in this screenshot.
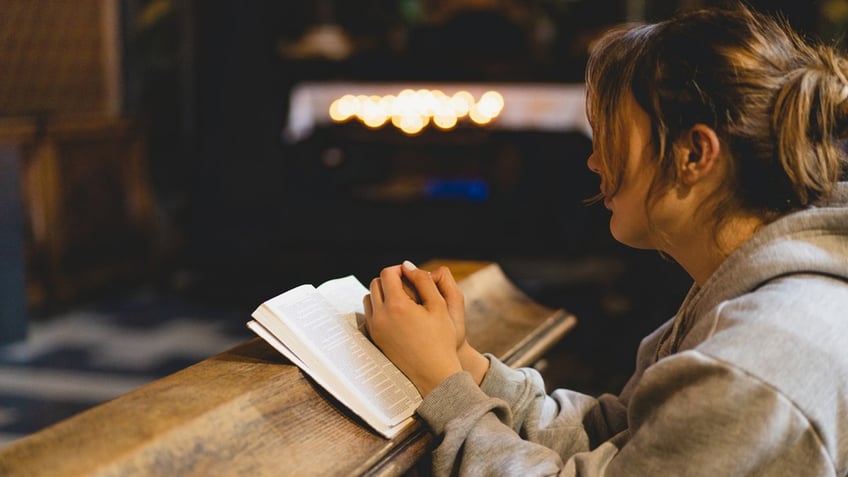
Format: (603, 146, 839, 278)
(432, 266, 463, 316)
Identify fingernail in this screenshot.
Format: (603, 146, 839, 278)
(402, 260, 417, 271)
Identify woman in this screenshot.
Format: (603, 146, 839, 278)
(364, 4, 848, 475)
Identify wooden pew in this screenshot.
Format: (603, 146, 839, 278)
(0, 260, 576, 476)
(0, 115, 155, 309)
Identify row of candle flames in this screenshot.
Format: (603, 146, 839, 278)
(328, 89, 505, 135)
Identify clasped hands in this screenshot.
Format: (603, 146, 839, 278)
(363, 261, 489, 397)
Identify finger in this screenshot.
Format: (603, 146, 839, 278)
(401, 275, 422, 303)
(378, 265, 410, 301)
(432, 266, 465, 310)
(433, 266, 459, 298)
(369, 277, 385, 305)
(401, 260, 444, 308)
(360, 295, 373, 336)
(362, 293, 373, 317)
(429, 267, 444, 282)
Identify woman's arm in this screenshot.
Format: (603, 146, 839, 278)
(417, 350, 825, 476)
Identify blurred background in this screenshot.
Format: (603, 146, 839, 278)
(0, 0, 845, 446)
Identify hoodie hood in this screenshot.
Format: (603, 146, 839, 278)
(657, 182, 848, 358)
(690, 182, 848, 313)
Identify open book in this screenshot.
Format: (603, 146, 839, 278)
(247, 276, 421, 438)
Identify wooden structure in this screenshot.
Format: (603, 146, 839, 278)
(0, 0, 122, 117)
(0, 260, 576, 476)
(0, 116, 156, 308)
(0, 0, 141, 320)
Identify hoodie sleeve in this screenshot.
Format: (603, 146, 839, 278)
(416, 355, 629, 476)
(415, 352, 830, 477)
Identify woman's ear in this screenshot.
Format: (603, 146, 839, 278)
(679, 124, 721, 185)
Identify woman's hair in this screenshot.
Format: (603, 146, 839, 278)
(586, 3, 848, 229)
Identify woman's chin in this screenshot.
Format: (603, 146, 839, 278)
(609, 224, 654, 250)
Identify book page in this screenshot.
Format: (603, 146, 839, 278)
(246, 320, 307, 369)
(257, 284, 421, 428)
(316, 275, 369, 330)
(248, 318, 416, 439)
(316, 275, 368, 315)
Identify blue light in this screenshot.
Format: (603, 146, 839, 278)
(424, 178, 489, 202)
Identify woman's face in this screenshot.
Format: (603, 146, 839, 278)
(587, 95, 664, 250)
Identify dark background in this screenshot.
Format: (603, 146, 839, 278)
(5, 0, 843, 394)
(126, 0, 827, 292)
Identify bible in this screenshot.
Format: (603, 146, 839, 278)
(247, 275, 421, 439)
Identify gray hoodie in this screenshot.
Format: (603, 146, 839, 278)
(418, 183, 848, 476)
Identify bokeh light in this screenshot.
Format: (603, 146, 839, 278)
(329, 89, 504, 135)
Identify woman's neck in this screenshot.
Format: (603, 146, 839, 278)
(665, 214, 764, 287)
